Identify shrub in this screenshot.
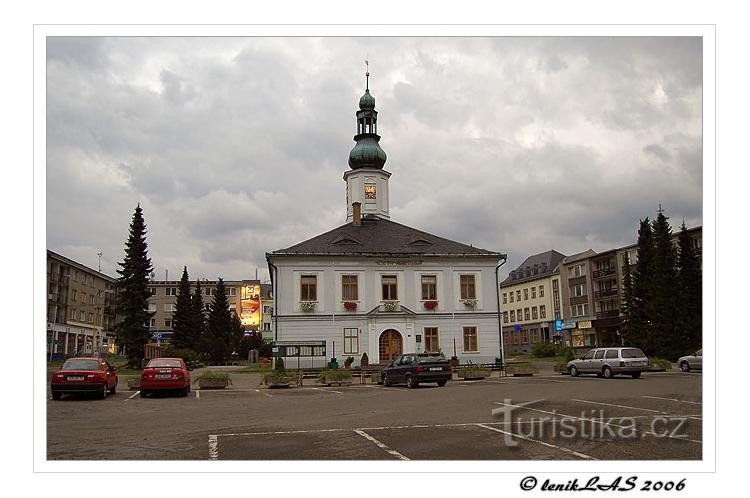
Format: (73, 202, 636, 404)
(361, 352, 369, 367)
(274, 357, 286, 372)
(193, 370, 232, 385)
(531, 342, 560, 358)
(649, 357, 673, 370)
(163, 346, 201, 363)
(318, 369, 353, 382)
(344, 356, 355, 367)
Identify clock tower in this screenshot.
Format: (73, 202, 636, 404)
(344, 66, 391, 222)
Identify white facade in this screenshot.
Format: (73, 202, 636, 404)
(269, 255, 502, 366)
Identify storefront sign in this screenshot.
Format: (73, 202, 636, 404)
(577, 320, 592, 329)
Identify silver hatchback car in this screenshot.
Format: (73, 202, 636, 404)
(567, 347, 650, 379)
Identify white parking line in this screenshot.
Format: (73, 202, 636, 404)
(353, 429, 410, 460)
(208, 435, 218, 460)
(475, 423, 596, 460)
(196, 390, 200, 399)
(641, 395, 702, 405)
(570, 398, 667, 414)
(311, 387, 343, 395)
(254, 389, 273, 398)
(126, 391, 140, 400)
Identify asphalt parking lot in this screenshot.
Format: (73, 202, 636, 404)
(46, 370, 702, 460)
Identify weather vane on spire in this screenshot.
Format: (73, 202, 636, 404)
(365, 57, 370, 90)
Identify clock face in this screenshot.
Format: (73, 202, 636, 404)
(364, 184, 376, 199)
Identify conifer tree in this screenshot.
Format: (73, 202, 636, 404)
(627, 218, 656, 355)
(192, 280, 206, 355)
(170, 266, 194, 350)
(230, 311, 245, 358)
(115, 205, 154, 367)
(677, 222, 702, 353)
(621, 251, 634, 344)
(204, 278, 233, 364)
(651, 209, 680, 358)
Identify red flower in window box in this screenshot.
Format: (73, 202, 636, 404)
(343, 301, 358, 311)
(423, 300, 438, 310)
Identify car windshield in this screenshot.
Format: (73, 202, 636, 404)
(61, 359, 100, 370)
(621, 348, 646, 358)
(147, 359, 182, 368)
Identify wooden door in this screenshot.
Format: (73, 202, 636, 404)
(379, 330, 403, 363)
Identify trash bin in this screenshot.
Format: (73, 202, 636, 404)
(329, 357, 339, 369)
(495, 357, 503, 366)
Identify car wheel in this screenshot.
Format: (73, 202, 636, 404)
(406, 374, 418, 389)
(109, 382, 117, 395)
(99, 385, 107, 399)
(52, 392, 62, 400)
(437, 379, 447, 387)
(140, 390, 148, 398)
(568, 365, 579, 377)
(631, 372, 641, 379)
(382, 373, 390, 387)
(680, 361, 690, 372)
(182, 387, 189, 397)
(602, 366, 613, 379)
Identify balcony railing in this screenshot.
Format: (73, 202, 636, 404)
(596, 309, 620, 319)
(594, 288, 619, 299)
(592, 268, 616, 278)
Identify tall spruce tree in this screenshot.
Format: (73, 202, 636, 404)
(621, 251, 634, 343)
(170, 266, 194, 350)
(651, 209, 680, 359)
(627, 218, 656, 355)
(192, 280, 206, 356)
(204, 278, 233, 364)
(677, 222, 702, 353)
(115, 205, 154, 367)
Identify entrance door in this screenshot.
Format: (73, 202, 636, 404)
(379, 329, 403, 363)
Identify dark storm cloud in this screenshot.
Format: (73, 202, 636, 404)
(46, 36, 702, 280)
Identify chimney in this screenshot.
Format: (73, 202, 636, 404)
(352, 202, 362, 226)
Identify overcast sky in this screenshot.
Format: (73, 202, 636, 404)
(46, 36, 702, 282)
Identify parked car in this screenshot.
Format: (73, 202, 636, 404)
(567, 347, 649, 379)
(51, 357, 118, 400)
(381, 353, 452, 388)
(140, 357, 191, 397)
(678, 349, 702, 372)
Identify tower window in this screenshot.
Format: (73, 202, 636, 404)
(364, 184, 376, 199)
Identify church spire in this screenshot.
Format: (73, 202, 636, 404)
(348, 62, 387, 170)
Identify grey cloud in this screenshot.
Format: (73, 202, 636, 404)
(46, 36, 702, 282)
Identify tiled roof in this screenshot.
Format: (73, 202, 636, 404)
(268, 216, 502, 258)
(500, 250, 567, 286)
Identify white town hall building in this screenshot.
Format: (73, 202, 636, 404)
(266, 73, 506, 367)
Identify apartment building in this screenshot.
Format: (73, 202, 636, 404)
(558, 249, 598, 347)
(47, 250, 118, 357)
(499, 250, 567, 354)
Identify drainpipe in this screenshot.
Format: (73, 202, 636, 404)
(495, 254, 508, 366)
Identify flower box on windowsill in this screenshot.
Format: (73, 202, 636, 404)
(343, 301, 358, 311)
(423, 300, 438, 310)
(462, 299, 478, 308)
(299, 301, 316, 312)
(382, 301, 400, 312)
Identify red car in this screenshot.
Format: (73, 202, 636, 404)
(51, 357, 118, 400)
(140, 357, 191, 397)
